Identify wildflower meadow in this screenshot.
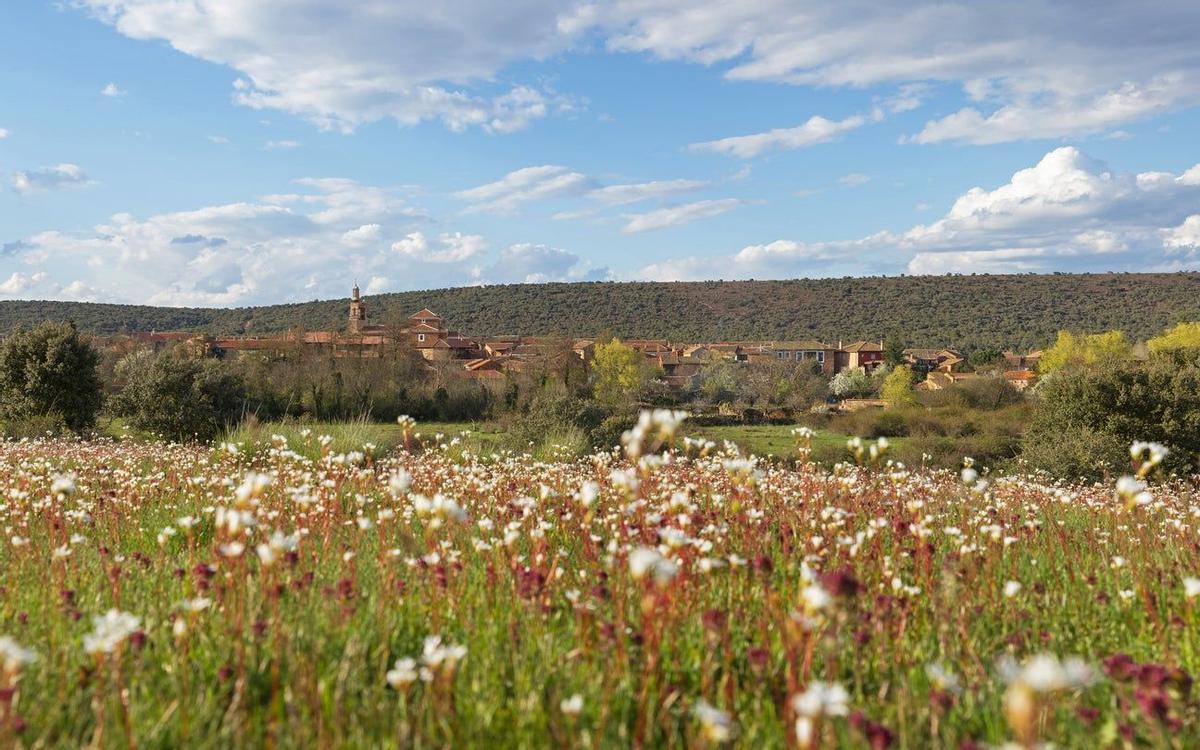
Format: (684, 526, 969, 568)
(1, 413, 1197, 748)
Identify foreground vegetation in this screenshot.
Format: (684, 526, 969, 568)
(6, 273, 1200, 351)
(0, 418, 1197, 748)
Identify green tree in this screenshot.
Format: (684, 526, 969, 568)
(883, 334, 906, 367)
(1023, 349, 1200, 479)
(1147, 321, 1200, 353)
(881, 365, 917, 408)
(967, 348, 1003, 371)
(112, 353, 246, 441)
(0, 321, 102, 433)
(591, 339, 651, 408)
(1038, 330, 1131, 375)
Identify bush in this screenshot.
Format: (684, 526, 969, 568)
(0, 321, 102, 432)
(503, 391, 610, 453)
(112, 353, 247, 442)
(1022, 350, 1200, 479)
(954, 377, 1023, 410)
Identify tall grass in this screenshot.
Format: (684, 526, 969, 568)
(0, 426, 1195, 747)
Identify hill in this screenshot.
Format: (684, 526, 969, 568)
(4, 273, 1200, 352)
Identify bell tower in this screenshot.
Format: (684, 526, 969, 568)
(348, 282, 366, 333)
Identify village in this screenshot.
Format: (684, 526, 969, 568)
(123, 284, 1043, 402)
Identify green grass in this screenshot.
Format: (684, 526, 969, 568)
(687, 423, 905, 464)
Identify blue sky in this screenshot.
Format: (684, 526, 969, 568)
(2, 1, 1200, 306)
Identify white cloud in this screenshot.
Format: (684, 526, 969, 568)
(3, 178, 440, 305)
(206, 135, 230, 144)
(1164, 216, 1200, 250)
(12, 164, 93, 194)
(101, 82, 125, 97)
(485, 243, 604, 283)
(342, 223, 382, 246)
(77, 0, 573, 133)
(589, 179, 710, 206)
(264, 139, 301, 150)
(689, 115, 865, 158)
(571, 1, 1200, 143)
(0, 272, 48, 295)
(908, 74, 1198, 144)
(391, 231, 488, 264)
(633, 147, 1200, 279)
(455, 165, 593, 214)
(838, 173, 870, 187)
(0, 128, 8, 139)
(621, 198, 741, 234)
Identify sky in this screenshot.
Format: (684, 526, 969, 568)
(1, 1, 1199, 307)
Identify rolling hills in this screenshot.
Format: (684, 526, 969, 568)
(4, 273, 1200, 352)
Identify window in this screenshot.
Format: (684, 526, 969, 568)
(817, 351, 825, 363)
(418, 333, 426, 342)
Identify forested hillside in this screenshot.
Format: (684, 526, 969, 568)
(4, 273, 1200, 351)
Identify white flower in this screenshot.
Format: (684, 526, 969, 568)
(83, 609, 141, 655)
(1184, 577, 1200, 599)
(235, 472, 272, 504)
(998, 653, 1097, 693)
(628, 547, 678, 584)
(179, 597, 212, 613)
(693, 700, 735, 743)
(1004, 581, 1022, 598)
(1115, 475, 1152, 507)
(386, 657, 418, 689)
(388, 471, 412, 497)
(925, 662, 961, 695)
(421, 635, 467, 672)
(792, 681, 849, 717)
(800, 584, 832, 614)
(0, 635, 38, 674)
(51, 473, 76, 497)
(560, 693, 584, 716)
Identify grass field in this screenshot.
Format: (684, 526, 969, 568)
(0, 417, 1196, 747)
(213, 419, 867, 465)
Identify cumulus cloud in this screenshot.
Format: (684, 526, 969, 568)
(484, 243, 605, 283)
(839, 173, 870, 187)
(633, 147, 1200, 279)
(455, 165, 594, 214)
(12, 164, 93, 193)
(621, 198, 741, 234)
(0, 128, 9, 139)
(264, 139, 301, 150)
(3, 176, 599, 304)
(101, 82, 125, 97)
(342, 223, 382, 246)
(391, 231, 488, 264)
(77, 0, 574, 133)
(0, 272, 48, 295)
(690, 115, 865, 158)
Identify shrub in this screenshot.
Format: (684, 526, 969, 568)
(1022, 350, 1200, 479)
(0, 321, 102, 432)
(112, 353, 247, 442)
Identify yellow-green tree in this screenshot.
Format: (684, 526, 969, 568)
(1038, 330, 1131, 374)
(591, 339, 651, 407)
(880, 365, 918, 408)
(1147, 322, 1200, 353)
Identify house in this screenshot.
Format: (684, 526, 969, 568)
(837, 340, 885, 372)
(904, 348, 964, 372)
(1003, 370, 1038, 391)
(1003, 350, 1042, 372)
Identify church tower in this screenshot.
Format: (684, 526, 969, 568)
(348, 282, 366, 333)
